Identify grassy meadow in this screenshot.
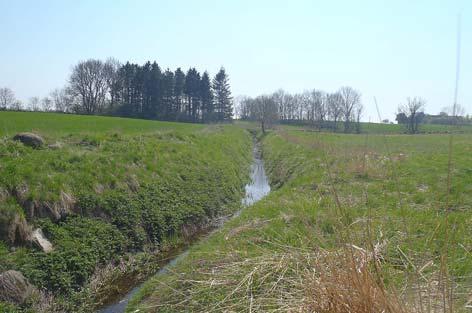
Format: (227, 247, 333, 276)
(360, 121, 472, 134)
(0, 111, 203, 137)
(1, 111, 471, 313)
(0, 112, 253, 312)
(129, 124, 472, 312)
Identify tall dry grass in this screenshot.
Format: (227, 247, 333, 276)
(303, 248, 406, 313)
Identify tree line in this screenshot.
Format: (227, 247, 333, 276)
(236, 87, 363, 133)
(0, 59, 234, 123)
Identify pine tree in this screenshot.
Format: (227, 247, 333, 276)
(200, 71, 213, 122)
(149, 62, 162, 118)
(141, 61, 153, 118)
(173, 68, 185, 120)
(212, 67, 233, 121)
(184, 68, 201, 122)
(161, 69, 175, 119)
(118, 62, 137, 117)
(131, 63, 143, 117)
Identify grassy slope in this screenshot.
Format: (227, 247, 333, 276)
(0, 111, 200, 137)
(129, 125, 472, 312)
(0, 112, 253, 312)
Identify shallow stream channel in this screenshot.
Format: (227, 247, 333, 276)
(99, 143, 270, 313)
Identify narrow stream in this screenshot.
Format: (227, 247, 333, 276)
(99, 144, 270, 313)
(242, 145, 271, 207)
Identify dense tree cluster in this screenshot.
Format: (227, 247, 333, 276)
(0, 59, 234, 123)
(236, 87, 363, 133)
(66, 59, 233, 122)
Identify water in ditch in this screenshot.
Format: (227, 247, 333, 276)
(99, 145, 270, 313)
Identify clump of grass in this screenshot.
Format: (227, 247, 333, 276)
(135, 247, 409, 313)
(136, 251, 311, 312)
(303, 248, 407, 313)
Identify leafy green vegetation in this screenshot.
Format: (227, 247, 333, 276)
(129, 125, 472, 312)
(0, 111, 252, 312)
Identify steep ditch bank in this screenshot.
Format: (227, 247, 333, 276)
(101, 143, 271, 313)
(0, 123, 253, 313)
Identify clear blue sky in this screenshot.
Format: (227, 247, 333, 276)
(0, 0, 470, 120)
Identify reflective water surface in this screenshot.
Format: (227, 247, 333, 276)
(99, 145, 270, 313)
(243, 147, 270, 206)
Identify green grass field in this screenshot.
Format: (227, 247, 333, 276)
(0, 111, 203, 137)
(0, 112, 252, 312)
(128, 124, 472, 312)
(282, 120, 472, 134)
(1, 112, 471, 313)
(365, 121, 472, 134)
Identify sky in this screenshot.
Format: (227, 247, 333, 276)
(0, 0, 471, 121)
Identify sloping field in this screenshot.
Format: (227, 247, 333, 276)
(0, 111, 202, 137)
(129, 126, 472, 312)
(0, 112, 253, 312)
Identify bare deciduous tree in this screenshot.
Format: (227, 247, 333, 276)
(238, 95, 279, 133)
(312, 90, 327, 128)
(103, 58, 121, 109)
(234, 95, 250, 119)
(41, 97, 53, 111)
(272, 89, 286, 120)
(398, 97, 426, 133)
(10, 100, 23, 111)
(301, 91, 312, 125)
(28, 97, 41, 111)
(284, 93, 295, 120)
(69, 59, 109, 114)
(339, 86, 361, 132)
(355, 103, 363, 133)
(255, 95, 278, 134)
(50, 88, 75, 112)
(327, 92, 343, 130)
(0, 87, 16, 109)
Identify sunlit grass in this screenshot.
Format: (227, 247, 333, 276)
(128, 124, 472, 312)
(0, 111, 253, 312)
